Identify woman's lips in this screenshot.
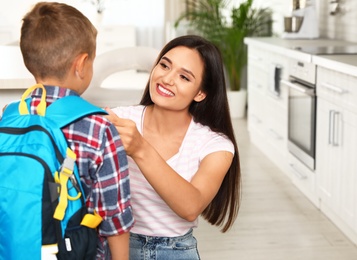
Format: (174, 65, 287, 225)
(157, 84, 174, 97)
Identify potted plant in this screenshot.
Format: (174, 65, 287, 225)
(175, 0, 273, 118)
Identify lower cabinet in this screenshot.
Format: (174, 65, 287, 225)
(247, 40, 357, 246)
(247, 46, 289, 173)
(316, 98, 357, 233)
(288, 153, 318, 207)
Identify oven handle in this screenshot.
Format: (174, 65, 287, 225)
(281, 79, 315, 96)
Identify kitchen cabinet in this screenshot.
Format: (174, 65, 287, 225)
(247, 45, 289, 173)
(316, 66, 357, 240)
(287, 152, 317, 205)
(245, 37, 357, 246)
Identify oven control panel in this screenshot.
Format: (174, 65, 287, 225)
(289, 59, 316, 85)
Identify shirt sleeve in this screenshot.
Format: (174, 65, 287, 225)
(94, 123, 134, 236)
(199, 133, 235, 161)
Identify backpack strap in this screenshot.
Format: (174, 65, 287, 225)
(2, 85, 108, 126)
(46, 95, 108, 129)
(47, 95, 107, 222)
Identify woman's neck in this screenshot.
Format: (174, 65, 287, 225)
(143, 105, 192, 136)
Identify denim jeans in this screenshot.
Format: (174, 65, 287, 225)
(129, 229, 200, 260)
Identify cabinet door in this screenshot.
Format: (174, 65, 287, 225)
(316, 98, 357, 229)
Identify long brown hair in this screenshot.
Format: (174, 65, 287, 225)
(140, 35, 241, 232)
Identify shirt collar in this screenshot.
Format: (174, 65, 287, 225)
(31, 85, 79, 102)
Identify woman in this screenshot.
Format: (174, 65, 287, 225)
(105, 35, 241, 259)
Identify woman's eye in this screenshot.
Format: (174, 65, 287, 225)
(159, 62, 169, 69)
(180, 75, 190, 81)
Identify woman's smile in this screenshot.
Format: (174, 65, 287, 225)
(157, 84, 175, 97)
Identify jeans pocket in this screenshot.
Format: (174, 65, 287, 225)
(173, 236, 197, 250)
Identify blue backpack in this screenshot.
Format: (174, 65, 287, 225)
(0, 84, 106, 260)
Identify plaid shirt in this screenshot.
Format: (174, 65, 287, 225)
(31, 86, 134, 259)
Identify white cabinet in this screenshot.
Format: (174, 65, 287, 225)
(246, 38, 357, 246)
(316, 66, 357, 241)
(288, 152, 317, 205)
(247, 45, 289, 173)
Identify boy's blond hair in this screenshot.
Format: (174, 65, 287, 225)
(20, 2, 97, 81)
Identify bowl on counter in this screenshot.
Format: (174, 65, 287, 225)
(284, 16, 304, 32)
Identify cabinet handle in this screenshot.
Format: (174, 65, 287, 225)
(333, 111, 340, 146)
(250, 114, 262, 124)
(249, 55, 261, 61)
(268, 128, 282, 140)
(321, 82, 348, 94)
(328, 110, 340, 146)
(328, 110, 334, 145)
(253, 82, 262, 89)
(289, 164, 307, 179)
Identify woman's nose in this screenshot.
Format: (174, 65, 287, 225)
(162, 71, 174, 85)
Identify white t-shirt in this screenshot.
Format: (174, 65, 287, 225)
(111, 105, 234, 237)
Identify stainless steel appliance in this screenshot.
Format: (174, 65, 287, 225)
(281, 60, 316, 170)
(282, 0, 319, 39)
(281, 44, 357, 170)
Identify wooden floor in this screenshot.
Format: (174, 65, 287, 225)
(194, 118, 357, 260)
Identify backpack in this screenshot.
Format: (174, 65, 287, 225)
(0, 84, 106, 260)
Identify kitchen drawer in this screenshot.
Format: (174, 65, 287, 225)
(248, 65, 268, 93)
(248, 87, 266, 130)
(317, 66, 357, 114)
(288, 153, 318, 207)
(248, 46, 270, 72)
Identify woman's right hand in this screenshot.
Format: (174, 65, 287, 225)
(104, 107, 144, 157)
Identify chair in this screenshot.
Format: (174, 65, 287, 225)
(82, 46, 159, 107)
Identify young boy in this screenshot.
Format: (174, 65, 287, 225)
(20, 2, 134, 259)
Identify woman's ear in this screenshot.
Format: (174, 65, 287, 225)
(74, 53, 89, 79)
(193, 90, 206, 102)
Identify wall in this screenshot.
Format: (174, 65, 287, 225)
(2, 1, 357, 48)
(0, 0, 166, 49)
(233, 0, 357, 43)
(319, 0, 357, 43)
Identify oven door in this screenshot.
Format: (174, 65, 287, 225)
(281, 79, 316, 170)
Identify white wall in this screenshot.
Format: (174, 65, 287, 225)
(319, 0, 357, 42)
(1, 0, 357, 47)
(0, 0, 166, 49)
(227, 0, 357, 42)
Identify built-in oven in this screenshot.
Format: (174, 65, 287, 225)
(281, 59, 316, 170)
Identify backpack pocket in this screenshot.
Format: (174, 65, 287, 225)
(57, 206, 98, 260)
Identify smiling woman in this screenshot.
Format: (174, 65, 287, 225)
(105, 35, 241, 260)
(149, 46, 206, 109)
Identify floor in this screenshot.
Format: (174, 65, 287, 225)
(194, 118, 357, 260)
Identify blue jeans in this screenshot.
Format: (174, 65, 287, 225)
(129, 229, 200, 260)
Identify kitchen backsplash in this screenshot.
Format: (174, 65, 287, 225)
(319, 0, 357, 43)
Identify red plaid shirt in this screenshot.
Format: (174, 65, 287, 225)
(31, 86, 134, 259)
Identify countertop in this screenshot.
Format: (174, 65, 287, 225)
(245, 37, 357, 77)
(312, 55, 357, 76)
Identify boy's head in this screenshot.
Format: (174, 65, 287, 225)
(20, 2, 97, 85)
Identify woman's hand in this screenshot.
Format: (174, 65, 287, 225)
(104, 107, 144, 157)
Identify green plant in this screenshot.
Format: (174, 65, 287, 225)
(175, 0, 273, 91)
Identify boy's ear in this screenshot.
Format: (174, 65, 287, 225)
(74, 53, 89, 79)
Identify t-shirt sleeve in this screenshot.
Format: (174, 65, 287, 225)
(199, 133, 235, 161)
